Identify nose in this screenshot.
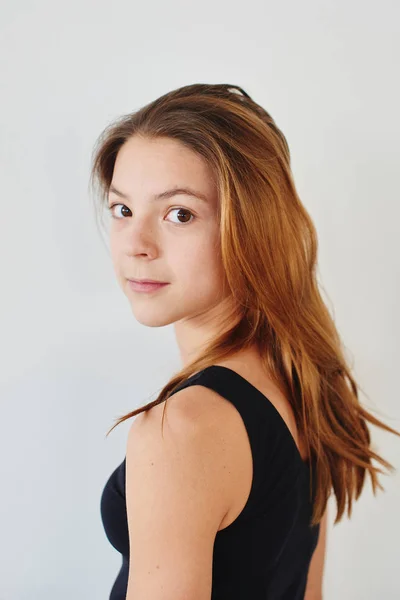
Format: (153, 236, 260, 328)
(124, 215, 159, 259)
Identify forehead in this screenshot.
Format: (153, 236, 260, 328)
(111, 135, 217, 199)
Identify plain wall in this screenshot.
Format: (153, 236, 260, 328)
(1, 0, 399, 598)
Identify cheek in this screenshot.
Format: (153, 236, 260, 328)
(109, 242, 119, 271)
(177, 241, 224, 289)
(109, 240, 125, 284)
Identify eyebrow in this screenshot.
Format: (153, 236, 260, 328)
(108, 184, 209, 204)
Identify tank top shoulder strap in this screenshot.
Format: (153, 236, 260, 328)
(171, 365, 309, 470)
(171, 364, 271, 418)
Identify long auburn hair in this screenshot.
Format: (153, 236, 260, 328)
(89, 83, 399, 526)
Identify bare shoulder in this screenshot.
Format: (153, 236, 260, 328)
(132, 381, 242, 433)
(127, 383, 241, 522)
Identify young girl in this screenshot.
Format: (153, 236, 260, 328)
(91, 83, 399, 600)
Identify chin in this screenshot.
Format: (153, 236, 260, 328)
(129, 307, 175, 328)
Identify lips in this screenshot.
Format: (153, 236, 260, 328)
(128, 279, 169, 293)
(129, 278, 167, 284)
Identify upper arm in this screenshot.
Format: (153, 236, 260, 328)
(124, 387, 231, 600)
(304, 503, 328, 600)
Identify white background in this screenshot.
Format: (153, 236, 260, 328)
(1, 1, 399, 598)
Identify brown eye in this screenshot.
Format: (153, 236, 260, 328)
(108, 204, 131, 219)
(166, 208, 195, 225)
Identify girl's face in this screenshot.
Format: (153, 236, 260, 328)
(108, 135, 232, 331)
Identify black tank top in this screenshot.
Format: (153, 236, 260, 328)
(100, 365, 320, 599)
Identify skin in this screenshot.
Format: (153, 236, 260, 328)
(108, 134, 246, 367)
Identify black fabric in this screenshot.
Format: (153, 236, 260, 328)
(100, 365, 320, 599)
